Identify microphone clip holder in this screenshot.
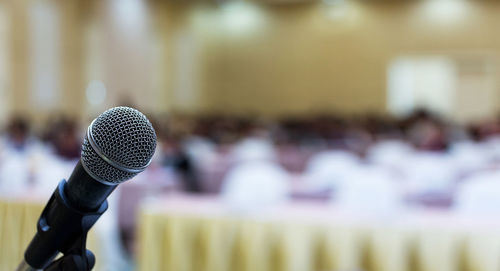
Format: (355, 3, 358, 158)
(22, 180, 108, 271)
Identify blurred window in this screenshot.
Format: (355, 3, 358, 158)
(29, 1, 60, 109)
(388, 55, 499, 123)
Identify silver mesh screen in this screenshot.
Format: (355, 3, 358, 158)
(81, 106, 157, 184)
(81, 136, 138, 183)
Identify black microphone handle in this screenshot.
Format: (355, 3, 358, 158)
(65, 160, 117, 212)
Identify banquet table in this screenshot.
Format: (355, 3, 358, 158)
(137, 195, 500, 271)
(0, 198, 100, 271)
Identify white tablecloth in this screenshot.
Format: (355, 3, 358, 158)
(137, 195, 500, 271)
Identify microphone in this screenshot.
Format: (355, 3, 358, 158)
(17, 106, 157, 271)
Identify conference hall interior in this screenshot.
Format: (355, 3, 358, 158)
(2, 0, 500, 270)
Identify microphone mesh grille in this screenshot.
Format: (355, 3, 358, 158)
(82, 136, 138, 183)
(81, 106, 157, 184)
(91, 107, 157, 169)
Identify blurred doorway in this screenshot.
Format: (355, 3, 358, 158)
(388, 55, 499, 123)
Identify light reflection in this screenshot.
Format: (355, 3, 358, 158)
(86, 80, 107, 106)
(111, 0, 147, 34)
(418, 0, 470, 24)
(220, 1, 264, 35)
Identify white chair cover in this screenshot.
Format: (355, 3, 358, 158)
(402, 152, 459, 195)
(334, 165, 402, 215)
(448, 141, 491, 174)
(230, 137, 277, 164)
(366, 140, 414, 171)
(32, 155, 77, 197)
(455, 171, 500, 215)
(303, 151, 360, 192)
(221, 161, 290, 212)
(0, 139, 48, 198)
(0, 152, 31, 197)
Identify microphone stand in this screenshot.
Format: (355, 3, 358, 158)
(42, 237, 95, 271)
(17, 240, 95, 271)
(16, 180, 107, 271)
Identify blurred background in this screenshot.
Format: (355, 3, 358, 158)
(3, 0, 500, 271)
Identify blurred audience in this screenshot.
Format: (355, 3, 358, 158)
(43, 116, 82, 160)
(3, 108, 500, 214)
(5, 109, 500, 267)
(5, 115, 34, 152)
(159, 132, 201, 193)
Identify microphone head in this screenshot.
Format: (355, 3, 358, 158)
(81, 106, 157, 184)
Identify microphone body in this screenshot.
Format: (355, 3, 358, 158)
(17, 107, 157, 271)
(65, 160, 116, 212)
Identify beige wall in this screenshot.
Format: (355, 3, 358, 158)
(190, 0, 500, 116)
(3, 0, 500, 122)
